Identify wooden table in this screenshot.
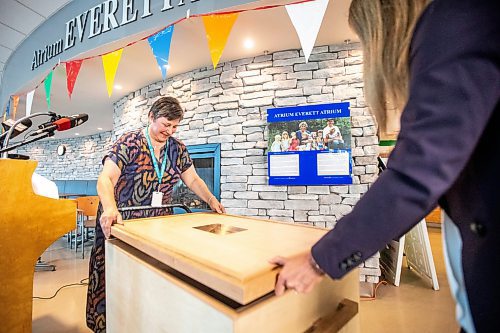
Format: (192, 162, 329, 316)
(106, 213, 359, 333)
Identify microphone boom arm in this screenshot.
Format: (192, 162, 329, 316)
(1, 113, 55, 159)
(0, 132, 54, 154)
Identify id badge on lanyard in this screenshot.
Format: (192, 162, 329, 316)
(146, 126, 169, 208)
(151, 191, 164, 207)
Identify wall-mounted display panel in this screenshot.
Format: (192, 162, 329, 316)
(267, 102, 352, 185)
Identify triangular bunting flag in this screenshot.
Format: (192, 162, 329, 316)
(66, 60, 84, 99)
(148, 25, 175, 80)
(286, 0, 330, 63)
(26, 90, 35, 116)
(102, 49, 123, 97)
(202, 13, 239, 69)
(11, 96, 19, 120)
(44, 71, 53, 109)
(3, 98, 11, 123)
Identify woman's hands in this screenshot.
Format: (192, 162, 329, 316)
(208, 196, 226, 214)
(100, 207, 123, 238)
(270, 252, 325, 296)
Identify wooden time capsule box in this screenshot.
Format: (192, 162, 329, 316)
(106, 213, 359, 333)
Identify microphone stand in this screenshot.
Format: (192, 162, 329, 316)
(1, 112, 56, 159)
(0, 131, 54, 154)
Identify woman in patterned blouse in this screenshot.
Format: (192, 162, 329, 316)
(86, 96, 225, 332)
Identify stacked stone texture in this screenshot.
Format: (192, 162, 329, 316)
(15, 44, 380, 283)
(112, 43, 381, 283)
(16, 132, 113, 180)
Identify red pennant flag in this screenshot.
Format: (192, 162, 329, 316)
(66, 60, 84, 99)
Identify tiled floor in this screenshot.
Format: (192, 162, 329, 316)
(32, 226, 458, 332)
(32, 239, 92, 333)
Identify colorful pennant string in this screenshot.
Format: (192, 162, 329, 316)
(44, 71, 53, 110)
(286, 0, 330, 63)
(102, 49, 124, 97)
(203, 13, 239, 69)
(1, 0, 318, 112)
(10, 96, 19, 120)
(66, 60, 84, 99)
(26, 90, 35, 116)
(148, 25, 175, 80)
(3, 98, 11, 123)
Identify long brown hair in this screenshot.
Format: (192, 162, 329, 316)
(348, 0, 431, 132)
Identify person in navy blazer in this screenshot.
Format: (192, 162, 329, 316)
(272, 0, 499, 332)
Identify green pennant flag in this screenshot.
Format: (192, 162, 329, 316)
(44, 71, 54, 109)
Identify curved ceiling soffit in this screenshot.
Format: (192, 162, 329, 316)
(0, 0, 257, 110)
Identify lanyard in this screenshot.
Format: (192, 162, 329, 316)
(145, 126, 169, 185)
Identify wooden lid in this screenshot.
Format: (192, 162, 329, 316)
(111, 213, 326, 305)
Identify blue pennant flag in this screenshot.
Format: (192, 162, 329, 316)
(3, 97, 12, 122)
(148, 25, 175, 80)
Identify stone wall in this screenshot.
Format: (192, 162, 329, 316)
(113, 43, 380, 283)
(16, 131, 113, 180)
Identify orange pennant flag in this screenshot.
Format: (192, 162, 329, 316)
(102, 49, 123, 97)
(11, 96, 19, 120)
(202, 13, 239, 69)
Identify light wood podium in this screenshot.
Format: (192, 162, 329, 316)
(0, 159, 76, 333)
(107, 213, 359, 333)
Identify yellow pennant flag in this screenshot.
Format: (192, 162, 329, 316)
(102, 49, 123, 97)
(202, 13, 238, 69)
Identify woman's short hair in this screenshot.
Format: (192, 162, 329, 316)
(149, 96, 184, 121)
(299, 121, 308, 128)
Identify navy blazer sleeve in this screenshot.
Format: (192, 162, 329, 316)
(312, 0, 500, 278)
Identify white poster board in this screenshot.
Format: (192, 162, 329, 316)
(378, 157, 439, 290)
(380, 236, 406, 287)
(405, 220, 440, 290)
(380, 220, 439, 290)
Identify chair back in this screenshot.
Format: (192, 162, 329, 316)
(76, 196, 99, 217)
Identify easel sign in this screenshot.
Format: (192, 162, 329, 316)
(377, 155, 439, 290)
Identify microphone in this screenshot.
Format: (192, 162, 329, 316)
(0, 118, 33, 146)
(29, 114, 89, 136)
(37, 114, 62, 130)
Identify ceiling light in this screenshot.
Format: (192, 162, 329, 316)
(243, 38, 254, 49)
(114, 84, 122, 90)
(97, 127, 103, 130)
(75, 133, 80, 136)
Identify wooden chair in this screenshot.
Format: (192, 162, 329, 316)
(75, 196, 99, 258)
(67, 199, 78, 248)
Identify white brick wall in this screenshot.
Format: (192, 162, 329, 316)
(19, 43, 381, 283)
(16, 132, 113, 179)
(112, 43, 380, 283)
